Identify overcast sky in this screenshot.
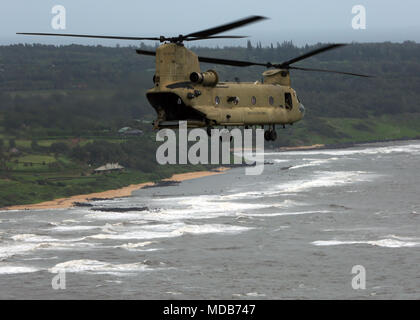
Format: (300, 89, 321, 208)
(1, 0, 420, 47)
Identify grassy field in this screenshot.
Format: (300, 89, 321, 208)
(0, 130, 212, 207)
(0, 162, 209, 207)
(285, 113, 420, 146)
(0, 170, 150, 207)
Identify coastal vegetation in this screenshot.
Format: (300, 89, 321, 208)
(0, 41, 419, 206)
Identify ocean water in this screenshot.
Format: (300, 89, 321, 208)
(0, 140, 419, 299)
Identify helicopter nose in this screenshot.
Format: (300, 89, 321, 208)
(299, 103, 305, 117)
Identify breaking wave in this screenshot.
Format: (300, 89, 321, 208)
(289, 157, 339, 170)
(238, 210, 332, 218)
(88, 223, 251, 241)
(0, 265, 40, 274)
(278, 143, 420, 156)
(272, 170, 374, 194)
(48, 259, 150, 275)
(312, 238, 420, 248)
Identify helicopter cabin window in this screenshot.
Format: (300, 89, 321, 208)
(269, 96, 274, 105)
(251, 96, 256, 105)
(285, 92, 293, 110)
(215, 96, 220, 105)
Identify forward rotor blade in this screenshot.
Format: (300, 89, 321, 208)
(276, 43, 346, 68)
(135, 49, 157, 56)
(184, 35, 247, 41)
(17, 32, 160, 41)
(136, 49, 265, 67)
(17, 16, 266, 43)
(289, 66, 372, 78)
(185, 15, 267, 39)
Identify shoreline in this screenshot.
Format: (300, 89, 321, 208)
(275, 137, 420, 152)
(3, 167, 229, 211)
(3, 137, 418, 211)
(276, 144, 325, 152)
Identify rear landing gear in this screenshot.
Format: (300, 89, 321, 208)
(264, 125, 277, 141)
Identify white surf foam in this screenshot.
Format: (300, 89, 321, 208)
(387, 234, 420, 241)
(289, 157, 339, 170)
(88, 223, 251, 241)
(150, 193, 302, 221)
(146, 195, 280, 220)
(168, 223, 250, 236)
(276, 143, 420, 156)
(0, 243, 40, 260)
(245, 292, 266, 297)
(218, 190, 269, 200)
(11, 234, 55, 242)
(1, 236, 98, 260)
(114, 241, 155, 249)
(312, 238, 420, 248)
(62, 219, 78, 223)
(83, 211, 151, 221)
(159, 196, 302, 220)
(36, 242, 97, 250)
(49, 225, 99, 232)
(48, 259, 149, 274)
(272, 159, 290, 163)
(11, 233, 86, 243)
(238, 210, 332, 218)
(89, 193, 302, 223)
(275, 171, 373, 193)
(0, 265, 40, 274)
(219, 189, 303, 200)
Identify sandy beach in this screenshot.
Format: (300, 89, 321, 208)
(277, 144, 325, 151)
(3, 167, 229, 211)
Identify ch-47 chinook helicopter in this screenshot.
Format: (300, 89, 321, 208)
(18, 16, 371, 141)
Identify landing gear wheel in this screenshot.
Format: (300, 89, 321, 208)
(269, 130, 277, 141)
(264, 130, 278, 141)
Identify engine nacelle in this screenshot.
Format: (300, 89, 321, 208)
(262, 69, 291, 86)
(190, 69, 219, 86)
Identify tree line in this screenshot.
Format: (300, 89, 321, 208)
(0, 41, 419, 135)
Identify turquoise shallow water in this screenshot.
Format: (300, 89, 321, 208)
(0, 140, 419, 299)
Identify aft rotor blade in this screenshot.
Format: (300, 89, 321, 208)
(135, 47, 372, 77)
(17, 32, 161, 41)
(185, 15, 267, 39)
(198, 56, 267, 67)
(289, 66, 373, 78)
(276, 43, 346, 68)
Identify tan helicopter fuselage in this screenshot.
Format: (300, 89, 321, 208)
(146, 43, 305, 129)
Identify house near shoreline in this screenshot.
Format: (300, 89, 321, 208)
(93, 163, 124, 174)
(118, 127, 143, 136)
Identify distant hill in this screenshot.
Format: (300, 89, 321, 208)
(0, 41, 419, 144)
